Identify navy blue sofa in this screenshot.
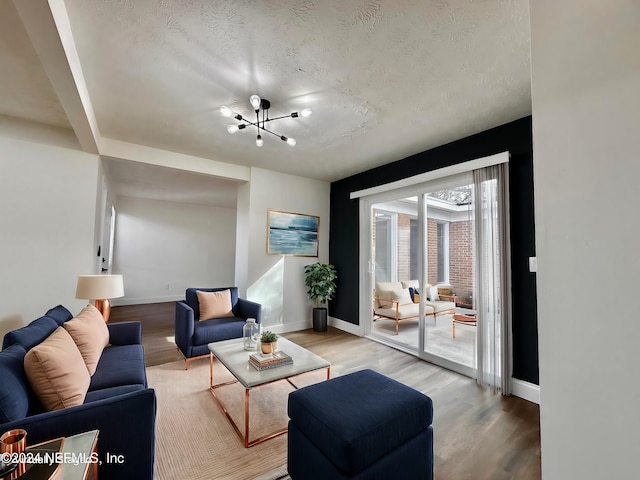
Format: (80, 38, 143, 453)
(175, 287, 262, 367)
(0, 305, 156, 480)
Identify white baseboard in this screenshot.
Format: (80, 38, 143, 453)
(263, 316, 363, 336)
(328, 316, 363, 336)
(112, 295, 183, 306)
(511, 378, 540, 404)
(265, 320, 311, 334)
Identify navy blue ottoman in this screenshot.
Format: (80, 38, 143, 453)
(287, 369, 433, 480)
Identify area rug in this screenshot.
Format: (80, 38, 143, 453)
(252, 464, 290, 480)
(147, 358, 328, 480)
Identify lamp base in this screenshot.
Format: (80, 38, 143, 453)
(94, 299, 111, 322)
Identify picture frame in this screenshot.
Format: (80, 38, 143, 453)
(267, 209, 319, 257)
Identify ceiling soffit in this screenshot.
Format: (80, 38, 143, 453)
(0, 1, 71, 129)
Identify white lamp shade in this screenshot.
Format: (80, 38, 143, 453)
(76, 275, 124, 300)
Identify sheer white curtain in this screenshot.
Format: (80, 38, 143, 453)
(473, 163, 511, 393)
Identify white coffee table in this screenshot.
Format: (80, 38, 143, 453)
(208, 337, 330, 447)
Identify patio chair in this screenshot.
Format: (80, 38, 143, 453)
(401, 280, 456, 323)
(373, 282, 436, 334)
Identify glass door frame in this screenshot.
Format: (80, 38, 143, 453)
(359, 179, 475, 378)
(355, 152, 510, 379)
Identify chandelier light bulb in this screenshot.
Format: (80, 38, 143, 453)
(220, 106, 233, 117)
(301, 108, 312, 118)
(227, 125, 239, 134)
(286, 137, 297, 146)
(250, 95, 261, 110)
(256, 134, 264, 147)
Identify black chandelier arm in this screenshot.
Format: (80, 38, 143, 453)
(258, 125, 286, 139)
(261, 113, 299, 122)
(234, 117, 259, 128)
(231, 118, 284, 139)
(234, 112, 297, 128)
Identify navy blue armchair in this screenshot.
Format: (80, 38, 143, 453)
(175, 287, 262, 368)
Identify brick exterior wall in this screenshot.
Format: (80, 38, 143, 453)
(371, 211, 474, 304)
(449, 219, 474, 302)
(427, 219, 439, 285)
(397, 214, 411, 281)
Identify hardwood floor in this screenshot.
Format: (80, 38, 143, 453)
(109, 302, 183, 366)
(110, 302, 541, 479)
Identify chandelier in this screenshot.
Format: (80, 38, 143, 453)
(220, 95, 312, 147)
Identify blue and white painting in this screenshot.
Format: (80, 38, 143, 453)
(268, 210, 319, 256)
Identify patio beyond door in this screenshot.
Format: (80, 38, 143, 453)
(363, 161, 511, 390)
(369, 177, 476, 374)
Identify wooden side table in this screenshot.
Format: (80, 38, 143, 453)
(452, 309, 477, 338)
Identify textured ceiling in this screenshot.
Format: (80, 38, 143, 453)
(0, 0, 531, 196)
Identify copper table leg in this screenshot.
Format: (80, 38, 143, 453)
(209, 363, 332, 448)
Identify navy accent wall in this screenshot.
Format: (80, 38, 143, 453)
(329, 116, 538, 385)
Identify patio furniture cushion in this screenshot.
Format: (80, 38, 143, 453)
(376, 287, 413, 308)
(427, 285, 440, 301)
(376, 281, 403, 291)
(401, 280, 420, 290)
(425, 300, 456, 313)
(374, 303, 435, 319)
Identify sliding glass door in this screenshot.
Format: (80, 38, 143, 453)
(420, 182, 475, 373)
(361, 159, 511, 389)
(370, 198, 420, 349)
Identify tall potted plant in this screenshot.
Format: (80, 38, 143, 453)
(304, 262, 337, 332)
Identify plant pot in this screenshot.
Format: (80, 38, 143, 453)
(261, 341, 277, 355)
(312, 307, 327, 332)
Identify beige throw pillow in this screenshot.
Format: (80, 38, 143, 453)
(63, 304, 109, 375)
(197, 289, 233, 320)
(24, 327, 90, 411)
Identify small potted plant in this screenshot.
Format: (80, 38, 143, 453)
(260, 330, 278, 354)
(304, 262, 337, 332)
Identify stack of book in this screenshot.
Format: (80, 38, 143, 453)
(249, 351, 293, 371)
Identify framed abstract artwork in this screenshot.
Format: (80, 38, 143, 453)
(267, 209, 319, 256)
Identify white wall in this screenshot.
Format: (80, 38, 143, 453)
(0, 117, 99, 337)
(112, 195, 237, 305)
(530, 1, 640, 478)
(238, 168, 330, 332)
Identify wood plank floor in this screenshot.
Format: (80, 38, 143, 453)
(110, 302, 183, 366)
(110, 302, 541, 479)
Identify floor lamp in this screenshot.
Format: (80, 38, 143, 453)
(76, 274, 124, 322)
